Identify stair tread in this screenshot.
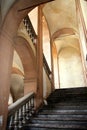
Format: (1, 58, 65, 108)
(32, 116, 87, 121)
(38, 109, 87, 115)
(31, 120, 87, 124)
(23, 87, 87, 130)
(47, 102, 87, 105)
(37, 114, 87, 119)
(24, 123, 87, 129)
(42, 105, 87, 110)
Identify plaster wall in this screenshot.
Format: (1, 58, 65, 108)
(80, 0, 87, 30)
(43, 0, 78, 36)
(58, 47, 86, 88)
(18, 22, 36, 56)
(28, 7, 38, 35)
(13, 51, 24, 74)
(10, 74, 24, 102)
(43, 68, 51, 99)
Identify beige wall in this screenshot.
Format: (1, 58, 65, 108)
(80, 0, 87, 30)
(13, 51, 24, 74)
(58, 47, 86, 88)
(10, 74, 24, 102)
(43, 0, 78, 36)
(43, 68, 51, 99)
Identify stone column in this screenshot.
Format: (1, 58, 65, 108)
(0, 31, 14, 130)
(36, 5, 43, 108)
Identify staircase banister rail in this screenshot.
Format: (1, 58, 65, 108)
(7, 92, 35, 130)
(43, 54, 51, 76)
(8, 92, 34, 116)
(23, 15, 37, 44)
(23, 16, 52, 78)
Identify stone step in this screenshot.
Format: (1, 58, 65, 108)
(46, 102, 87, 106)
(24, 122, 87, 129)
(36, 114, 87, 118)
(38, 109, 87, 115)
(47, 99, 87, 104)
(30, 119, 87, 125)
(47, 95, 87, 100)
(49, 92, 87, 97)
(42, 105, 87, 110)
(48, 88, 87, 97)
(23, 128, 80, 130)
(32, 116, 87, 121)
(23, 87, 87, 130)
(53, 87, 87, 93)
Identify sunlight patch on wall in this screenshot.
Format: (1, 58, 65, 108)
(12, 51, 24, 74)
(58, 47, 86, 88)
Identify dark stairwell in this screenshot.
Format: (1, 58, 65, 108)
(23, 87, 87, 130)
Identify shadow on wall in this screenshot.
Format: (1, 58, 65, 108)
(8, 74, 24, 105)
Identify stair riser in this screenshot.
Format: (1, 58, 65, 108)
(24, 127, 86, 130)
(47, 100, 87, 103)
(32, 116, 87, 121)
(37, 114, 87, 118)
(24, 87, 87, 130)
(24, 124, 87, 129)
(38, 110, 87, 115)
(41, 106, 87, 110)
(23, 127, 82, 130)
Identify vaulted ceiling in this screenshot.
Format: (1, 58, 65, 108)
(43, 0, 78, 36)
(42, 0, 80, 56)
(0, 0, 84, 61)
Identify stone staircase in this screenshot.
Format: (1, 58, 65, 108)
(23, 87, 87, 130)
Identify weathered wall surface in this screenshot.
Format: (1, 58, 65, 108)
(58, 47, 86, 88)
(43, 0, 78, 36)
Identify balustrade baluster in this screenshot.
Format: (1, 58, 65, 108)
(23, 15, 37, 45)
(31, 97, 35, 115)
(28, 100, 32, 117)
(18, 108, 22, 129)
(22, 105, 26, 124)
(14, 111, 19, 130)
(8, 115, 14, 130)
(7, 92, 35, 130)
(25, 102, 30, 120)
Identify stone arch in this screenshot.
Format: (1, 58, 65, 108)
(10, 73, 24, 102)
(14, 36, 37, 79)
(12, 50, 24, 75)
(0, 1, 49, 129)
(9, 50, 25, 103)
(14, 36, 37, 95)
(52, 28, 76, 41)
(52, 36, 81, 89)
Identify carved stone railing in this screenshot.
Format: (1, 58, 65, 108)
(7, 92, 35, 130)
(23, 15, 52, 78)
(23, 15, 37, 44)
(43, 54, 51, 79)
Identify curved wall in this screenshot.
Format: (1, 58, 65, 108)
(43, 0, 78, 36)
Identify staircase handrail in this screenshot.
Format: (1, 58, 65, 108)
(43, 54, 51, 78)
(8, 92, 34, 115)
(23, 15, 52, 79)
(7, 92, 35, 130)
(23, 15, 37, 44)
